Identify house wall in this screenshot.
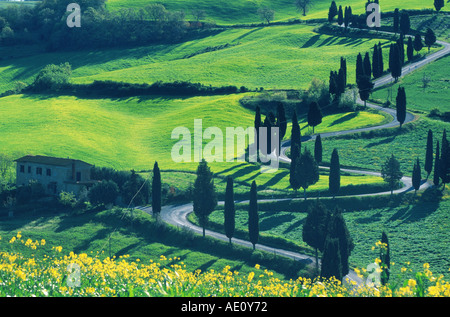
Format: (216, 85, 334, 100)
(16, 161, 92, 195)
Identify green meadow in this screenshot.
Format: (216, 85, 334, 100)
(107, 0, 439, 24)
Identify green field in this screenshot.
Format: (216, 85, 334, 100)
(205, 198, 450, 278)
(0, 24, 403, 93)
(372, 55, 450, 114)
(107, 0, 440, 24)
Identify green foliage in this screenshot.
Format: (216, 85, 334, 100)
(88, 180, 119, 206)
(248, 180, 259, 249)
(152, 162, 162, 215)
(224, 176, 235, 244)
(329, 148, 340, 198)
(381, 154, 403, 195)
(32, 63, 72, 91)
(193, 159, 217, 236)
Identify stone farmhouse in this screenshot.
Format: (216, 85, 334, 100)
(15, 155, 95, 196)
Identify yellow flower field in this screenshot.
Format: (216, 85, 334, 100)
(0, 232, 449, 297)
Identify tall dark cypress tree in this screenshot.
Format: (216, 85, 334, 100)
(340, 57, 347, 87)
(290, 111, 302, 191)
(193, 159, 218, 237)
(152, 161, 162, 216)
(248, 180, 259, 250)
(396, 86, 407, 127)
(303, 201, 330, 272)
(372, 43, 380, 78)
(308, 101, 323, 134)
(290, 110, 301, 153)
(337, 5, 343, 26)
(224, 176, 235, 245)
(378, 42, 384, 75)
(390, 43, 402, 81)
(380, 231, 391, 285)
(393, 8, 400, 34)
(407, 36, 414, 62)
(314, 134, 323, 164)
(255, 105, 262, 152)
(412, 158, 422, 195)
(414, 34, 423, 55)
(440, 129, 450, 186)
(434, 140, 440, 187)
(397, 34, 405, 66)
(356, 52, 365, 83)
(276, 102, 287, 144)
(425, 129, 434, 179)
(424, 28, 436, 53)
(297, 147, 320, 201)
(325, 207, 354, 279)
(328, 1, 338, 22)
(329, 148, 341, 198)
(364, 52, 372, 79)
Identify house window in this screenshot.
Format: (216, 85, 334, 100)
(36, 167, 42, 175)
(20, 165, 25, 173)
(76, 172, 81, 182)
(28, 166, 31, 173)
(46, 168, 52, 177)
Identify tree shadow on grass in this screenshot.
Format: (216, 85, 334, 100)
(301, 34, 321, 48)
(259, 213, 295, 231)
(260, 169, 289, 189)
(365, 135, 397, 148)
(329, 112, 358, 127)
(388, 201, 440, 225)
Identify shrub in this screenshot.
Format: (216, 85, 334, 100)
(88, 180, 119, 206)
(32, 63, 72, 91)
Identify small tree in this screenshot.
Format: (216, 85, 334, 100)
(257, 7, 274, 24)
(321, 237, 342, 280)
(307, 101, 323, 134)
(381, 154, 403, 195)
(248, 181, 259, 250)
(224, 176, 235, 245)
(357, 74, 374, 107)
(328, 1, 338, 22)
(314, 134, 323, 164)
(337, 5, 343, 26)
(396, 86, 407, 127)
(152, 161, 161, 216)
(399, 11, 410, 34)
(329, 148, 341, 198)
(440, 130, 450, 186)
(407, 36, 414, 62)
(295, 0, 312, 16)
(193, 159, 218, 237)
(390, 43, 402, 81)
(424, 28, 437, 53)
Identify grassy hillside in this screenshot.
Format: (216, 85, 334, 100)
(106, 0, 439, 24)
(371, 55, 450, 114)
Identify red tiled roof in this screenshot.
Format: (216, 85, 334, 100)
(15, 155, 92, 167)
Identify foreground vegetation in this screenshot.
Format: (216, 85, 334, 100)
(1, 229, 449, 297)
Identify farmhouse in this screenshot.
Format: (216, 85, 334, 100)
(14, 155, 95, 196)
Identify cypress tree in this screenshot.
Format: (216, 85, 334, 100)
(356, 52, 365, 83)
(337, 5, 343, 26)
(248, 180, 259, 250)
(329, 148, 341, 198)
(414, 34, 423, 55)
(412, 158, 422, 195)
(440, 130, 450, 186)
(357, 74, 374, 107)
(434, 141, 440, 187)
(290, 110, 301, 153)
(340, 57, 347, 87)
(303, 201, 330, 273)
(364, 52, 372, 79)
(328, 1, 338, 22)
(397, 34, 405, 65)
(290, 143, 302, 191)
(224, 176, 235, 244)
(255, 105, 262, 152)
(424, 28, 437, 53)
(326, 207, 354, 278)
(407, 36, 414, 62)
(380, 231, 391, 285)
(400, 11, 410, 35)
(390, 43, 402, 81)
(276, 102, 287, 144)
(321, 237, 342, 280)
(396, 86, 407, 127)
(393, 8, 399, 34)
(378, 42, 384, 75)
(193, 159, 218, 237)
(264, 112, 276, 155)
(434, 0, 445, 13)
(297, 147, 320, 201)
(314, 134, 323, 164)
(425, 129, 434, 179)
(372, 43, 380, 78)
(151, 161, 161, 216)
(308, 101, 323, 134)
(337, 67, 346, 95)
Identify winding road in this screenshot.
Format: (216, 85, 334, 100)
(137, 32, 450, 285)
